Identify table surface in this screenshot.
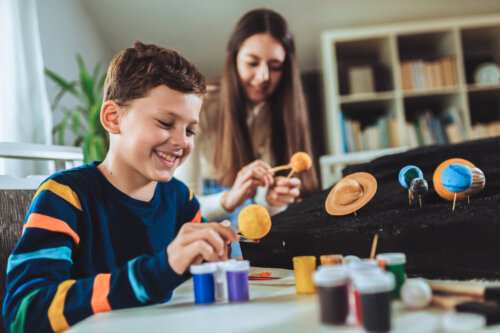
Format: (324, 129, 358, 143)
(68, 268, 500, 333)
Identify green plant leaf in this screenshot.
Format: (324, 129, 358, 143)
(76, 54, 95, 107)
(71, 112, 81, 135)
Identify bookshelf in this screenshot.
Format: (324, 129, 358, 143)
(320, 14, 500, 186)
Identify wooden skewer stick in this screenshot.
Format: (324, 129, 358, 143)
(270, 164, 291, 173)
(419, 196, 422, 208)
(286, 170, 295, 179)
(408, 189, 412, 206)
(370, 234, 379, 259)
(452, 193, 457, 211)
(468, 195, 470, 205)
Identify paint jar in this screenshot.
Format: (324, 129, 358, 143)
(320, 254, 343, 266)
(347, 260, 383, 325)
(354, 271, 395, 333)
(190, 263, 216, 304)
(214, 261, 234, 301)
(292, 256, 317, 294)
(376, 253, 406, 299)
(313, 265, 349, 325)
(225, 260, 250, 302)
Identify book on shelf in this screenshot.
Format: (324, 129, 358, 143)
(400, 57, 458, 91)
(471, 121, 500, 140)
(348, 66, 375, 94)
(406, 108, 467, 146)
(341, 115, 394, 152)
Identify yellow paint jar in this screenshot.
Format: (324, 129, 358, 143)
(293, 256, 317, 294)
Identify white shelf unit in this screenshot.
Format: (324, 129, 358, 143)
(320, 14, 500, 188)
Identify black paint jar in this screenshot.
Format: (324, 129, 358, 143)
(313, 265, 349, 325)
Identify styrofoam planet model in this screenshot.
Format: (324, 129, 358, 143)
(398, 165, 423, 189)
(441, 164, 473, 193)
(401, 279, 432, 309)
(238, 204, 271, 240)
(410, 178, 428, 196)
(433, 158, 475, 201)
(464, 167, 485, 196)
(290, 152, 312, 173)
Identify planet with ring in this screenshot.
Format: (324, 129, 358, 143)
(325, 172, 377, 216)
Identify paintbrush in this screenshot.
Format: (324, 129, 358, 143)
(432, 294, 500, 326)
(430, 283, 500, 302)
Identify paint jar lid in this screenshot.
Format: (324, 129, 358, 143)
(343, 255, 362, 265)
(440, 312, 485, 332)
(314, 266, 347, 287)
(190, 262, 217, 275)
(376, 253, 406, 265)
(347, 260, 381, 277)
(225, 260, 250, 272)
(353, 271, 395, 294)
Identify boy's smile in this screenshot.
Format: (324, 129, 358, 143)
(99, 85, 202, 200)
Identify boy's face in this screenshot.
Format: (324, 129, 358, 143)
(116, 85, 202, 183)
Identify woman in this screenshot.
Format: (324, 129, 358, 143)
(177, 8, 319, 257)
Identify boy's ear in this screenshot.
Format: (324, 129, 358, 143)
(100, 100, 121, 134)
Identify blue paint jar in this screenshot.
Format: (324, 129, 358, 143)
(190, 263, 216, 304)
(225, 260, 250, 302)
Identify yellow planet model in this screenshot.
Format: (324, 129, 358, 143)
(238, 204, 271, 240)
(433, 158, 475, 201)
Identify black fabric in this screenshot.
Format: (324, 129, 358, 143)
(241, 137, 500, 280)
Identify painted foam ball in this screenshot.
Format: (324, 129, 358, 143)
(464, 167, 485, 196)
(290, 152, 312, 173)
(238, 204, 271, 240)
(433, 158, 475, 201)
(410, 178, 428, 196)
(401, 279, 432, 309)
(441, 164, 473, 193)
(398, 165, 423, 188)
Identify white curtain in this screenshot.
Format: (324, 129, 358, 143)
(0, 0, 52, 177)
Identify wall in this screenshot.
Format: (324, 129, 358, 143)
(37, 0, 110, 145)
(82, 0, 500, 79)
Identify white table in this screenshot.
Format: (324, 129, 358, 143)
(68, 268, 500, 333)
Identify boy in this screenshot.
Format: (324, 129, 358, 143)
(2, 41, 238, 333)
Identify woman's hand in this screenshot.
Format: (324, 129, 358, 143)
(221, 160, 274, 212)
(266, 176, 301, 207)
(166, 220, 239, 275)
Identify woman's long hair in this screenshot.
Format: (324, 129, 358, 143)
(213, 8, 319, 197)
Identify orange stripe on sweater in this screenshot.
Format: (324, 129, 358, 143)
(91, 273, 112, 313)
(190, 209, 202, 223)
(23, 213, 80, 246)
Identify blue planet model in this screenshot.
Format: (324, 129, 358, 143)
(441, 164, 473, 193)
(398, 165, 423, 188)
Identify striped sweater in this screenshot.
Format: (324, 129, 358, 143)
(2, 162, 202, 332)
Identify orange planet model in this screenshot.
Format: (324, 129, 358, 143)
(433, 158, 475, 201)
(238, 204, 271, 240)
(290, 152, 312, 172)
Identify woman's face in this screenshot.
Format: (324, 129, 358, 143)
(236, 32, 286, 103)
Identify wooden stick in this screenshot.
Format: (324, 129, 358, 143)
(452, 193, 457, 211)
(270, 164, 291, 173)
(408, 189, 412, 206)
(286, 169, 295, 179)
(419, 196, 422, 208)
(468, 195, 470, 205)
(370, 234, 379, 259)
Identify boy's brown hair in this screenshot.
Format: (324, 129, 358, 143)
(104, 41, 206, 106)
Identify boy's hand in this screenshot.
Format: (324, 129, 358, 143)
(221, 160, 274, 212)
(266, 176, 301, 207)
(166, 220, 239, 275)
